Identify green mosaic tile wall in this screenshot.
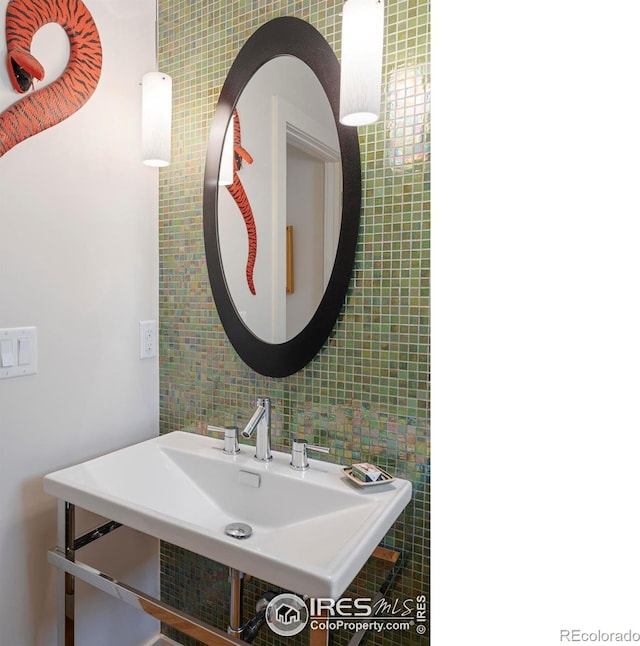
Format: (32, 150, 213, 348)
(158, 0, 429, 644)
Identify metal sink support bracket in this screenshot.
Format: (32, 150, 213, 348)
(47, 501, 407, 646)
(48, 501, 245, 646)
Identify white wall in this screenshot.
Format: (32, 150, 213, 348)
(0, 1, 160, 644)
(435, 2, 640, 645)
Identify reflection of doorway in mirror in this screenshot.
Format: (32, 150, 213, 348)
(286, 144, 325, 339)
(272, 95, 341, 343)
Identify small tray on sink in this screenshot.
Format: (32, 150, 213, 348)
(343, 466, 395, 487)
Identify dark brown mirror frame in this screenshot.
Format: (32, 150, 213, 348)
(203, 16, 361, 378)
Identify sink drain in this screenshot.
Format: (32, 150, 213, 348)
(225, 522, 253, 539)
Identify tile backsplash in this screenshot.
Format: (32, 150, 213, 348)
(158, 0, 429, 643)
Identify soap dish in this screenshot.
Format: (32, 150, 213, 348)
(343, 466, 395, 487)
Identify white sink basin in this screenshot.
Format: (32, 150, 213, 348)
(44, 431, 411, 598)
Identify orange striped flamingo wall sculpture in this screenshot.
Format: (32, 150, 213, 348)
(1, 0, 102, 158)
(225, 108, 258, 296)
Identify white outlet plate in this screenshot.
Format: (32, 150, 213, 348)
(139, 321, 157, 359)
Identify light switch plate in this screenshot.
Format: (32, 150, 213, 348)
(0, 327, 37, 379)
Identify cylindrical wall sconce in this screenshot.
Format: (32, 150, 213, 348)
(339, 0, 384, 126)
(219, 114, 235, 186)
(141, 71, 172, 167)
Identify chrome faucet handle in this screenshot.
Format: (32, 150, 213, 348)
(290, 438, 330, 471)
(207, 425, 240, 455)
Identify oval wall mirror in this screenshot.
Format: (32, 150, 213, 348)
(203, 17, 361, 378)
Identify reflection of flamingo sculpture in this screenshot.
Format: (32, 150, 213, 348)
(0, 0, 103, 158)
(226, 109, 257, 295)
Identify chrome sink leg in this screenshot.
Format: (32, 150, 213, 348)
(57, 500, 75, 646)
(228, 568, 244, 637)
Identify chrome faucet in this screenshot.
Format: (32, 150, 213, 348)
(241, 397, 272, 461)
